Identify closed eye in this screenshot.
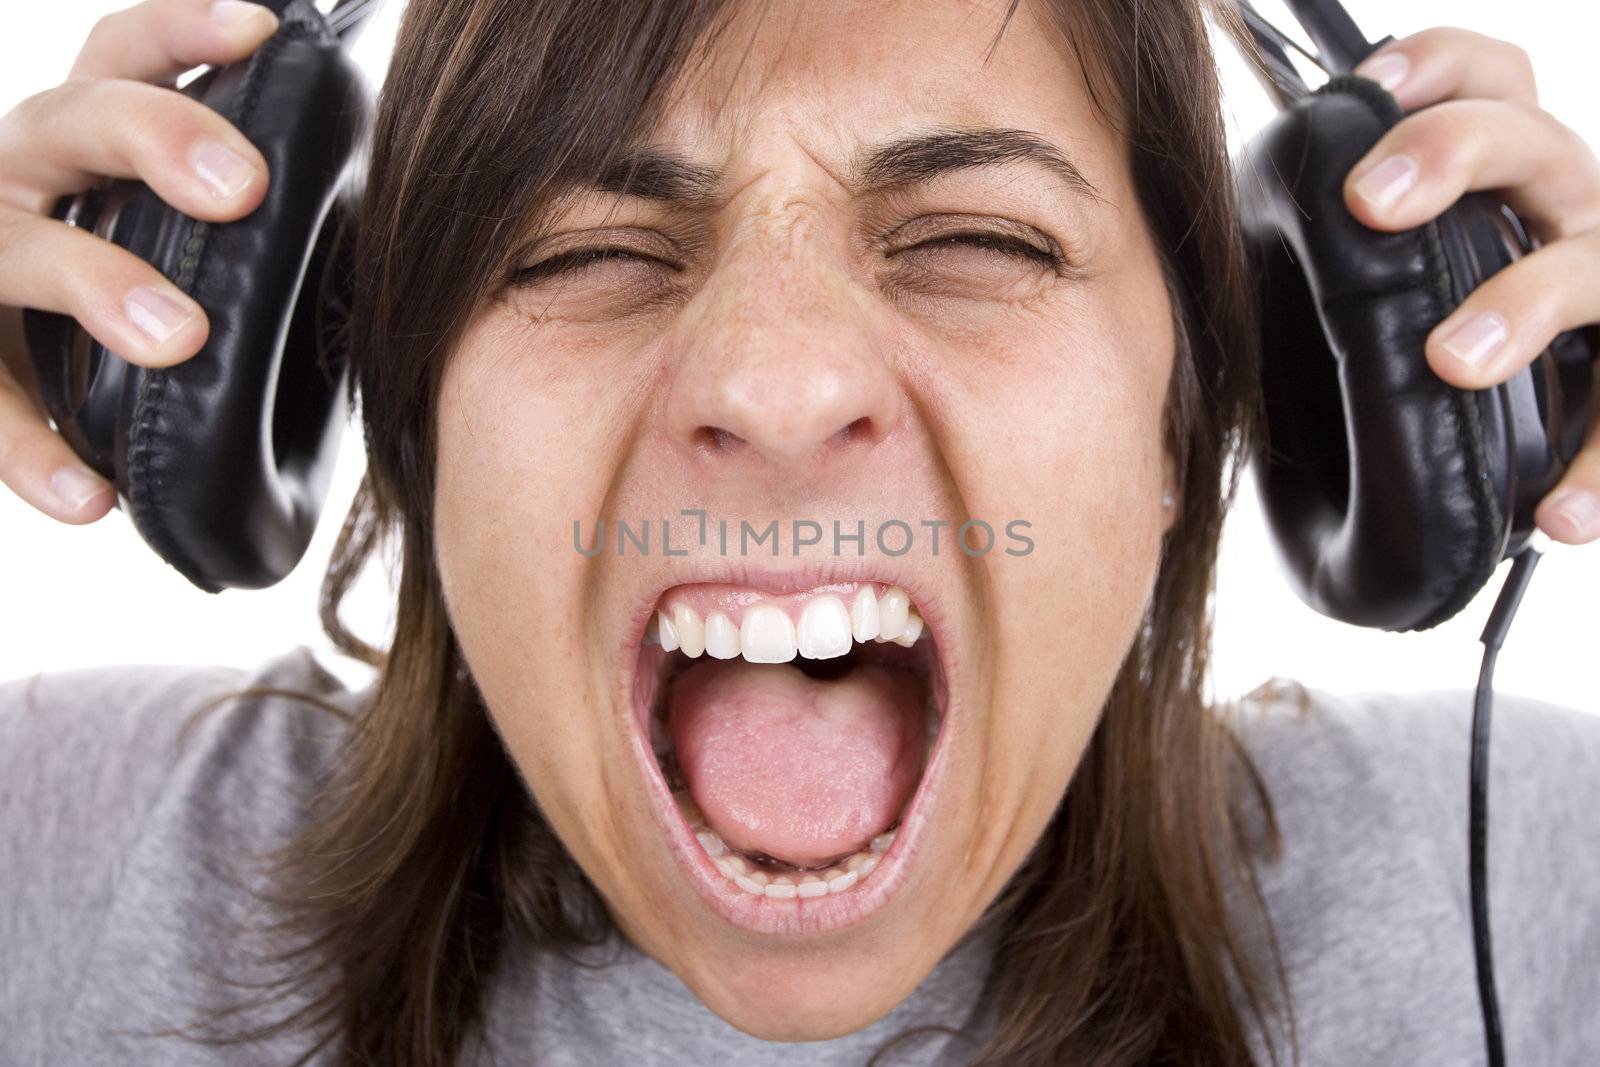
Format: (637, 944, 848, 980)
(509, 230, 1063, 286)
(511, 246, 659, 284)
(904, 230, 1063, 269)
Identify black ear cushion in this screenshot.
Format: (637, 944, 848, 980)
(1237, 73, 1503, 632)
(117, 0, 367, 592)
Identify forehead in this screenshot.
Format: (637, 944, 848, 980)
(633, 0, 1115, 202)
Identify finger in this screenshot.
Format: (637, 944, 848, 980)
(1343, 98, 1600, 243)
(1423, 229, 1600, 388)
(68, 0, 279, 87)
(1352, 27, 1538, 112)
(1535, 380, 1600, 545)
(0, 203, 209, 368)
(0, 77, 268, 219)
(0, 364, 115, 524)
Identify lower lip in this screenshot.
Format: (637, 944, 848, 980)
(622, 648, 954, 937)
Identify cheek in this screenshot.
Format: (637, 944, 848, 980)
(435, 305, 651, 595)
(925, 253, 1174, 603)
(940, 253, 1174, 831)
(432, 332, 629, 810)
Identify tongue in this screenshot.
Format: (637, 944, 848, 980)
(666, 658, 927, 869)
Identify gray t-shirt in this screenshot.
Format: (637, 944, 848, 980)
(1, 645, 1596, 1065)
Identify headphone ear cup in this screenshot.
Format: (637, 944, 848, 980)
(23, 0, 370, 592)
(1237, 74, 1507, 632)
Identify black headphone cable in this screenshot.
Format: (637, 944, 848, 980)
(1470, 530, 1550, 1067)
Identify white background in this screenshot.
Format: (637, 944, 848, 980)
(0, 0, 1594, 714)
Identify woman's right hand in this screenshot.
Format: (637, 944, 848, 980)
(0, 0, 279, 524)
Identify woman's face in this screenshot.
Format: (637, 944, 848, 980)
(434, 0, 1175, 1040)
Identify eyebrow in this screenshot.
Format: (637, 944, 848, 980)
(583, 125, 1104, 208)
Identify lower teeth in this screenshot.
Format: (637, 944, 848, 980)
(673, 789, 895, 899)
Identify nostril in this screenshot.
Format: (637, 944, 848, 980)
(694, 426, 748, 453)
(830, 416, 875, 448)
(688, 414, 882, 464)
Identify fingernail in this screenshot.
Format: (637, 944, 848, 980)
(1545, 488, 1600, 540)
(51, 465, 110, 512)
(125, 285, 198, 345)
(211, 0, 279, 32)
(191, 139, 257, 199)
(1437, 310, 1508, 368)
(1354, 153, 1419, 210)
(1355, 51, 1410, 92)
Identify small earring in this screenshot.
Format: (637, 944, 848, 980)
(1161, 487, 1176, 510)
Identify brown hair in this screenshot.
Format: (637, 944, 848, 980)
(181, 0, 1297, 1063)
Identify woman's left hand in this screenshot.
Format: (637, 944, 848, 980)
(1341, 27, 1600, 545)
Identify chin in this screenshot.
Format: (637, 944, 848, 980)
(683, 944, 931, 1041)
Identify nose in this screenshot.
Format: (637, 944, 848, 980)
(664, 211, 902, 478)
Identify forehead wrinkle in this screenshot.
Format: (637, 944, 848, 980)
(615, 0, 1102, 197)
(526, 0, 1118, 241)
(571, 122, 1104, 216)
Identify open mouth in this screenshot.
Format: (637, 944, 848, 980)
(623, 578, 951, 935)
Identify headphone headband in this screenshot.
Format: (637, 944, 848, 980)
(1236, 0, 1394, 105)
(1279, 0, 1377, 73)
(326, 0, 384, 40)
(246, 0, 384, 42)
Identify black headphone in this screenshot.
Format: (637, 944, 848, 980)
(1235, 0, 1596, 635)
(19, 0, 1596, 1059)
(23, 0, 375, 593)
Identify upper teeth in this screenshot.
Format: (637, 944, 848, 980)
(645, 584, 925, 662)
